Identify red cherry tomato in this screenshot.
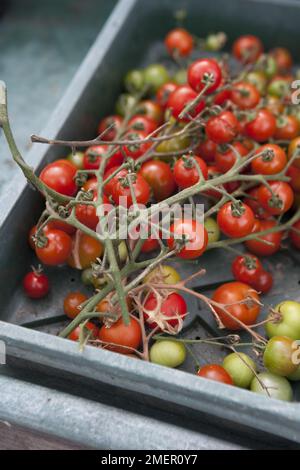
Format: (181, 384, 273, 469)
(98, 317, 142, 354)
(232, 254, 263, 285)
(40, 159, 77, 196)
(167, 219, 208, 259)
(251, 144, 287, 175)
(213, 88, 231, 106)
(165, 28, 194, 57)
(232, 35, 263, 64)
(245, 219, 283, 256)
(112, 171, 150, 208)
(173, 155, 208, 189)
(156, 82, 178, 108)
(167, 85, 205, 122)
(69, 322, 98, 341)
(136, 100, 163, 124)
(215, 141, 248, 173)
(290, 220, 300, 249)
(206, 111, 239, 144)
(98, 115, 123, 141)
(23, 270, 50, 299)
(274, 115, 300, 141)
(245, 109, 276, 142)
(257, 181, 294, 215)
(270, 47, 293, 72)
(212, 281, 261, 330)
(253, 270, 273, 294)
(197, 364, 233, 385)
(139, 160, 176, 201)
(197, 139, 217, 163)
(188, 58, 222, 94)
(83, 145, 106, 170)
(128, 115, 158, 134)
(217, 201, 255, 238)
(28, 221, 75, 250)
(75, 193, 99, 230)
(141, 237, 160, 253)
(64, 292, 88, 319)
(143, 292, 187, 329)
(286, 165, 300, 193)
(103, 166, 128, 197)
(123, 131, 151, 159)
(243, 187, 271, 220)
(230, 81, 260, 109)
(36, 229, 72, 266)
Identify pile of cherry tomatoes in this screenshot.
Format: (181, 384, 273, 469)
(21, 27, 300, 402)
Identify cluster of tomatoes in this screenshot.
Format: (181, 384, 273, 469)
(22, 27, 300, 401)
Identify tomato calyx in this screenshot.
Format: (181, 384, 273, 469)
(261, 148, 275, 162)
(230, 200, 246, 218)
(34, 231, 49, 249)
(243, 254, 259, 271)
(268, 194, 284, 211)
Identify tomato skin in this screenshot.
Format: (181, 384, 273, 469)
(40, 159, 77, 196)
(232, 35, 263, 63)
(165, 28, 194, 57)
(123, 130, 151, 160)
(83, 145, 123, 172)
(206, 111, 239, 144)
(150, 340, 186, 368)
(68, 232, 103, 270)
(290, 220, 300, 249)
(215, 141, 248, 173)
(223, 352, 256, 388)
(64, 292, 88, 319)
(245, 109, 276, 142)
(23, 271, 50, 299)
(232, 254, 263, 285)
(143, 292, 187, 330)
(270, 47, 293, 72)
(112, 172, 150, 208)
(253, 270, 273, 294)
(36, 229, 72, 266)
(128, 115, 158, 134)
(69, 322, 98, 342)
(141, 237, 160, 253)
(251, 372, 293, 401)
(156, 82, 178, 108)
(188, 58, 222, 94)
(143, 265, 181, 285)
(288, 136, 300, 169)
(167, 219, 208, 259)
(136, 100, 163, 124)
(217, 202, 255, 238)
(264, 336, 297, 377)
(167, 85, 205, 122)
(274, 115, 299, 141)
(98, 115, 123, 141)
(98, 317, 142, 354)
(230, 81, 260, 109)
(139, 160, 176, 201)
(29, 221, 76, 250)
(103, 166, 127, 197)
(266, 300, 300, 340)
(245, 219, 283, 256)
(197, 364, 233, 385)
(197, 139, 217, 163)
(243, 187, 271, 220)
(75, 194, 99, 230)
(213, 88, 231, 106)
(257, 181, 294, 215)
(173, 155, 208, 189)
(251, 144, 287, 175)
(212, 281, 261, 330)
(286, 165, 300, 193)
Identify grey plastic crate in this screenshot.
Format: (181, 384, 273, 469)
(1, 0, 300, 444)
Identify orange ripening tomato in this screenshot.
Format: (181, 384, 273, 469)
(98, 317, 142, 354)
(68, 232, 103, 269)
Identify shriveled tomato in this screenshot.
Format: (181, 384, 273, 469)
(212, 281, 260, 330)
(173, 155, 208, 189)
(251, 144, 287, 175)
(197, 364, 233, 385)
(98, 317, 142, 354)
(36, 229, 72, 266)
(40, 159, 77, 196)
(230, 81, 260, 109)
(98, 115, 123, 141)
(167, 85, 205, 121)
(69, 322, 98, 342)
(232, 35, 263, 63)
(245, 109, 276, 142)
(156, 82, 178, 108)
(215, 141, 248, 173)
(232, 254, 263, 285)
(165, 28, 194, 57)
(257, 181, 294, 215)
(68, 232, 103, 269)
(290, 220, 300, 249)
(245, 219, 283, 256)
(139, 160, 176, 201)
(217, 201, 255, 238)
(188, 58, 222, 94)
(167, 219, 208, 259)
(143, 292, 187, 330)
(206, 111, 239, 144)
(64, 292, 88, 319)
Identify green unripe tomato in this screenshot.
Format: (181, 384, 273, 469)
(250, 372, 293, 401)
(263, 336, 297, 377)
(245, 71, 267, 94)
(223, 352, 256, 388)
(173, 69, 187, 85)
(267, 79, 289, 98)
(115, 93, 136, 116)
(265, 300, 300, 340)
(264, 56, 277, 79)
(150, 340, 186, 368)
(124, 69, 145, 94)
(204, 217, 220, 244)
(81, 268, 94, 287)
(144, 64, 170, 92)
(67, 151, 84, 169)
